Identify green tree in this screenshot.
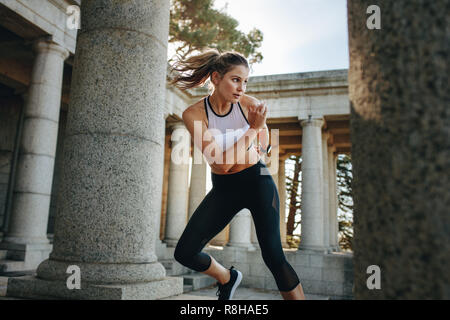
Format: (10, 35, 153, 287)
(285, 155, 302, 248)
(336, 154, 354, 251)
(169, 0, 263, 65)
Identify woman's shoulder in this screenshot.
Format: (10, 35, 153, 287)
(182, 96, 208, 122)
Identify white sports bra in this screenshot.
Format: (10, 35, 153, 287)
(204, 95, 253, 151)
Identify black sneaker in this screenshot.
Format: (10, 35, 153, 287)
(216, 266, 243, 300)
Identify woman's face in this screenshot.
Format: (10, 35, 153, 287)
(213, 64, 249, 102)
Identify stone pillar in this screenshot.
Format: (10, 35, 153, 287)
(154, 127, 171, 260)
(250, 218, 259, 250)
(210, 225, 229, 246)
(6, 0, 182, 300)
(227, 209, 254, 250)
(321, 132, 331, 252)
(278, 159, 289, 248)
(348, 0, 449, 299)
(328, 146, 339, 251)
(210, 163, 230, 247)
(271, 170, 279, 189)
(0, 39, 69, 270)
(0, 95, 24, 236)
(188, 152, 207, 219)
(164, 122, 190, 247)
(158, 129, 172, 241)
(298, 118, 328, 252)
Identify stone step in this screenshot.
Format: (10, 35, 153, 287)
(160, 259, 172, 271)
(183, 284, 193, 293)
(0, 250, 7, 260)
(0, 276, 8, 287)
(183, 272, 217, 291)
(160, 259, 193, 276)
(306, 293, 331, 300)
(0, 260, 30, 275)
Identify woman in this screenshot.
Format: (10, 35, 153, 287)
(170, 49, 305, 300)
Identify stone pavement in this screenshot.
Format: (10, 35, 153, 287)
(1, 276, 9, 298)
(162, 284, 330, 300)
(1, 276, 329, 300)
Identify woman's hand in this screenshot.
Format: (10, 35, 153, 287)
(248, 101, 267, 131)
(247, 142, 261, 164)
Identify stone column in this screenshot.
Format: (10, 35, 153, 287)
(321, 132, 331, 252)
(188, 152, 207, 219)
(0, 39, 69, 270)
(154, 127, 171, 260)
(210, 162, 230, 247)
(6, 0, 182, 300)
(328, 146, 339, 251)
(227, 209, 254, 250)
(271, 171, 279, 189)
(210, 226, 229, 246)
(250, 218, 259, 249)
(278, 159, 289, 248)
(164, 122, 190, 247)
(0, 95, 24, 235)
(298, 118, 328, 252)
(348, 0, 449, 299)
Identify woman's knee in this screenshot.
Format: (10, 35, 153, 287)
(260, 248, 288, 271)
(174, 242, 189, 265)
(264, 255, 288, 272)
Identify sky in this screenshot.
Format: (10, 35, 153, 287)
(212, 0, 349, 76)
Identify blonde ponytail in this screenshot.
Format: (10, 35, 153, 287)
(170, 48, 249, 90)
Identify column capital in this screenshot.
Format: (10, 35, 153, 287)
(300, 117, 324, 128)
(33, 38, 70, 60)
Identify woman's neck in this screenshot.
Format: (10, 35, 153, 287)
(210, 92, 232, 115)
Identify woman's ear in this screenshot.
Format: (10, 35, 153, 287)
(211, 71, 221, 86)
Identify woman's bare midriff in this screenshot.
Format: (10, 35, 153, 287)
(210, 147, 261, 175)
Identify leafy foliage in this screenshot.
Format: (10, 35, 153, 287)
(169, 0, 263, 65)
(336, 154, 354, 251)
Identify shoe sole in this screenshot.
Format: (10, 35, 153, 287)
(228, 270, 242, 300)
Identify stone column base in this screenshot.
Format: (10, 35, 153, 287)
(282, 241, 290, 249)
(6, 275, 183, 300)
(209, 239, 228, 246)
(163, 239, 179, 248)
(226, 243, 256, 251)
(0, 242, 52, 271)
(298, 245, 334, 254)
(155, 239, 168, 260)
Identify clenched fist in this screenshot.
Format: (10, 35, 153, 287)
(248, 101, 267, 130)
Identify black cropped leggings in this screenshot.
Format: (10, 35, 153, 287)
(174, 160, 300, 292)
